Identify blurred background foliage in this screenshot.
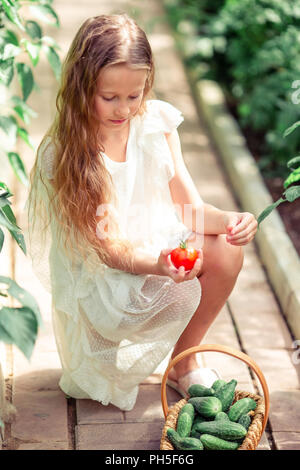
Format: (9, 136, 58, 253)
(165, 0, 300, 178)
(0, 0, 61, 361)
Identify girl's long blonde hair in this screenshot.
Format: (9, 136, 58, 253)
(28, 14, 155, 271)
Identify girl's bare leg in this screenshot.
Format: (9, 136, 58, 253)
(169, 234, 244, 380)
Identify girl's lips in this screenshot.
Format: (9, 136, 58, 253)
(110, 118, 127, 124)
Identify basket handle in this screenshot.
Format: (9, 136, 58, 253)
(161, 344, 270, 433)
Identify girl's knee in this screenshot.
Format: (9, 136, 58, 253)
(203, 234, 244, 277)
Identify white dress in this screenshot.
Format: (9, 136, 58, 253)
(25, 99, 202, 411)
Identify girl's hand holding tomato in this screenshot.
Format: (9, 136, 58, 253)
(157, 240, 203, 283)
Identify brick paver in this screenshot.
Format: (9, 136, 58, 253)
(1, 0, 299, 451)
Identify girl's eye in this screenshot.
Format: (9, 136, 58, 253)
(102, 95, 140, 102)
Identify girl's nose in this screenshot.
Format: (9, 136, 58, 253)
(115, 103, 130, 118)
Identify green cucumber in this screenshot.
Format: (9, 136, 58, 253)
(166, 428, 203, 450)
(176, 412, 193, 438)
(188, 384, 215, 397)
(194, 420, 247, 441)
(191, 414, 206, 439)
(178, 403, 195, 420)
(214, 411, 230, 421)
(188, 396, 222, 418)
(214, 379, 237, 412)
(192, 415, 206, 427)
(166, 428, 182, 449)
(190, 429, 201, 439)
(200, 434, 240, 450)
(238, 413, 252, 431)
(176, 403, 195, 437)
(228, 397, 257, 422)
(178, 437, 204, 450)
(212, 379, 226, 392)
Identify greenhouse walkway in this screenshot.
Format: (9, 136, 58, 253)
(1, 0, 300, 451)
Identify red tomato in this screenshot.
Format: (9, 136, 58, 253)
(170, 240, 200, 271)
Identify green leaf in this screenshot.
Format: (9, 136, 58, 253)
(283, 120, 300, 138)
(0, 204, 27, 253)
(8, 227, 26, 254)
(0, 207, 21, 233)
(0, 195, 11, 208)
(22, 39, 41, 67)
(0, 181, 13, 197)
(0, 58, 14, 86)
(0, 276, 43, 327)
(0, 43, 21, 60)
(41, 35, 61, 49)
(0, 306, 38, 360)
(17, 127, 35, 149)
(284, 185, 300, 202)
(1, 0, 25, 31)
(11, 95, 37, 124)
(0, 114, 18, 144)
(16, 62, 34, 101)
(287, 156, 300, 170)
(0, 227, 4, 252)
(283, 168, 300, 188)
(7, 152, 29, 186)
(29, 4, 60, 27)
(25, 20, 42, 40)
(1, 202, 16, 224)
(257, 197, 285, 226)
(0, 29, 19, 47)
(44, 44, 61, 81)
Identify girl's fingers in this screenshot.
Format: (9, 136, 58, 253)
(229, 213, 255, 235)
(227, 221, 257, 242)
(186, 258, 202, 280)
(173, 265, 186, 283)
(166, 248, 203, 283)
(172, 253, 203, 282)
(228, 234, 255, 245)
(228, 214, 257, 235)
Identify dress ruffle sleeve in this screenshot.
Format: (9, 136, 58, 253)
(137, 99, 184, 182)
(141, 99, 184, 134)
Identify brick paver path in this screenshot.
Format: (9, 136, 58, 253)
(2, 0, 300, 451)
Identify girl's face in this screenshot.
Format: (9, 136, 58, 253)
(95, 64, 148, 132)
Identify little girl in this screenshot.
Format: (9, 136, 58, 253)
(26, 14, 258, 410)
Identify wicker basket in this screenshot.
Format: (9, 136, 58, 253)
(160, 344, 270, 450)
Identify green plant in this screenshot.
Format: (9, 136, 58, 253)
(165, 0, 300, 174)
(257, 121, 300, 225)
(0, 0, 61, 360)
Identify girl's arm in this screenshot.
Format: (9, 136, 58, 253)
(100, 239, 202, 280)
(101, 240, 160, 275)
(165, 130, 258, 245)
